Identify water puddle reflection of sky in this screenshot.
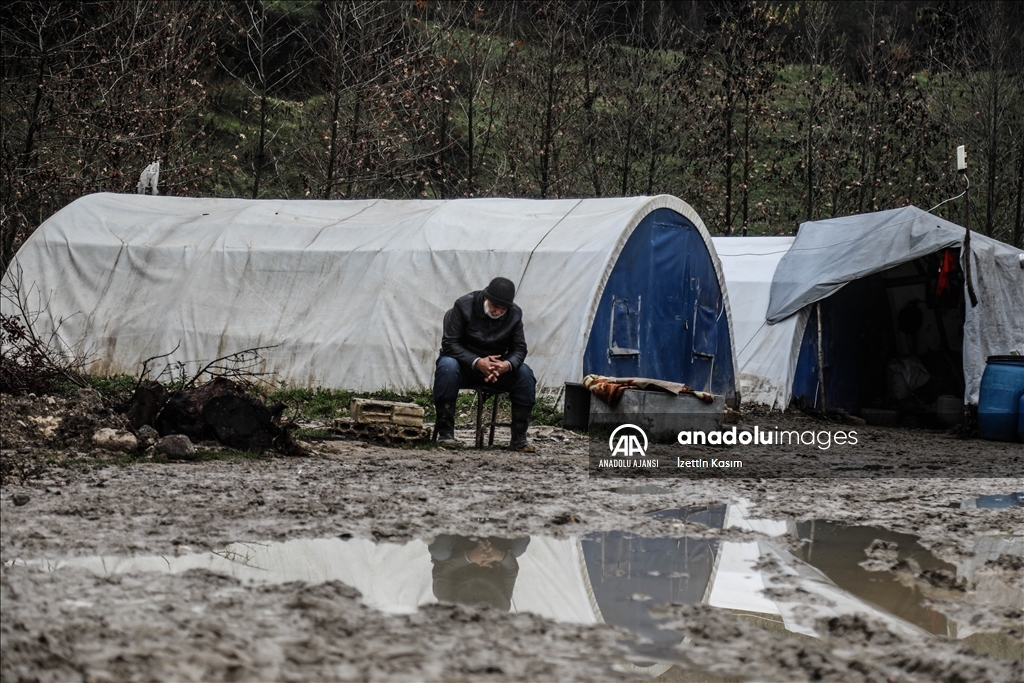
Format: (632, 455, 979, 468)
(7, 502, 1022, 674)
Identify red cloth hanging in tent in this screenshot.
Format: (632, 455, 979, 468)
(935, 248, 957, 297)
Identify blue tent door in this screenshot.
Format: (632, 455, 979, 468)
(583, 209, 735, 397)
(792, 280, 872, 413)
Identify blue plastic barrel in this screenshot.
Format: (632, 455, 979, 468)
(977, 356, 1024, 442)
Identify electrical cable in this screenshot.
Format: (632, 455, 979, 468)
(927, 174, 968, 214)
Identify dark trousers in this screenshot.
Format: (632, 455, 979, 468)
(433, 356, 536, 408)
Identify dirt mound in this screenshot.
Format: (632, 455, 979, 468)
(1, 567, 633, 683)
(1, 389, 136, 485)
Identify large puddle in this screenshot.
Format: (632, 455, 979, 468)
(7, 503, 1022, 675)
(791, 520, 955, 635)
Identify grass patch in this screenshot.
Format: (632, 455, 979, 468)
(451, 392, 563, 427)
(267, 385, 439, 422)
(66, 375, 564, 431)
(84, 373, 139, 407)
(268, 386, 353, 420)
(532, 395, 563, 427)
(268, 383, 563, 427)
(293, 427, 331, 440)
(267, 385, 434, 421)
(50, 373, 138, 402)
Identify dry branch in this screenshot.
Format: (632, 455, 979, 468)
(1, 261, 89, 393)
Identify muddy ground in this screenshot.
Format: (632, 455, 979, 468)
(1, 390, 1022, 682)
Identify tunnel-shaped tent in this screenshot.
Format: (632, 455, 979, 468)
(712, 237, 807, 409)
(769, 206, 1023, 407)
(2, 193, 737, 400)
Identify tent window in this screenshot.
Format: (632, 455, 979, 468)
(692, 304, 718, 359)
(609, 296, 640, 357)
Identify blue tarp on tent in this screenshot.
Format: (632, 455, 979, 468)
(584, 208, 735, 399)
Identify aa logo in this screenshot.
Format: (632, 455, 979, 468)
(608, 424, 648, 458)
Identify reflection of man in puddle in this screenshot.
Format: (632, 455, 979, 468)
(429, 535, 530, 611)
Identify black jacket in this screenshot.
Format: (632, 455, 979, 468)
(440, 290, 528, 372)
(429, 535, 529, 612)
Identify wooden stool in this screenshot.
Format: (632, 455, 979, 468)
(475, 390, 510, 448)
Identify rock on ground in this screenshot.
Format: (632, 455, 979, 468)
(91, 428, 138, 453)
(155, 434, 196, 460)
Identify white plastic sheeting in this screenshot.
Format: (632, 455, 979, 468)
(512, 536, 603, 623)
(14, 536, 603, 625)
(713, 237, 808, 409)
(1, 192, 730, 394)
(768, 206, 1024, 404)
(16, 537, 437, 615)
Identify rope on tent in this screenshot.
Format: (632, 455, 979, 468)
(515, 198, 584, 294)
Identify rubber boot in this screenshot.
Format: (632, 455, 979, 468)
(434, 400, 459, 447)
(508, 404, 536, 452)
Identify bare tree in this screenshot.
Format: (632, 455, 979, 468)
(500, 1, 607, 198)
(428, 1, 517, 196)
(220, 0, 310, 199)
(297, 1, 456, 199)
(1, 0, 216, 270)
(1, 261, 89, 392)
(705, 1, 781, 233)
(792, 1, 844, 225)
(303, 0, 400, 199)
(924, 1, 1024, 244)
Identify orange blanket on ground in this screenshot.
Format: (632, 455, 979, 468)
(582, 374, 715, 408)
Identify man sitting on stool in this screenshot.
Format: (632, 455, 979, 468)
(433, 277, 536, 451)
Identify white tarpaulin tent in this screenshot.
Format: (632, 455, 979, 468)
(2, 192, 736, 396)
(768, 206, 1024, 404)
(713, 237, 806, 409)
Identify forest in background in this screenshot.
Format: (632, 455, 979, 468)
(2, 0, 1022, 272)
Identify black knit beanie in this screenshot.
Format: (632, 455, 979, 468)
(483, 277, 515, 307)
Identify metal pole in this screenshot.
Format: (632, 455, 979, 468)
(816, 302, 826, 411)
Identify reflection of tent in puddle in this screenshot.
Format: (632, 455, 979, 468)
(12, 501, 987, 665)
(790, 519, 956, 635)
(585, 504, 936, 654)
(961, 493, 1024, 509)
(13, 537, 439, 614)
